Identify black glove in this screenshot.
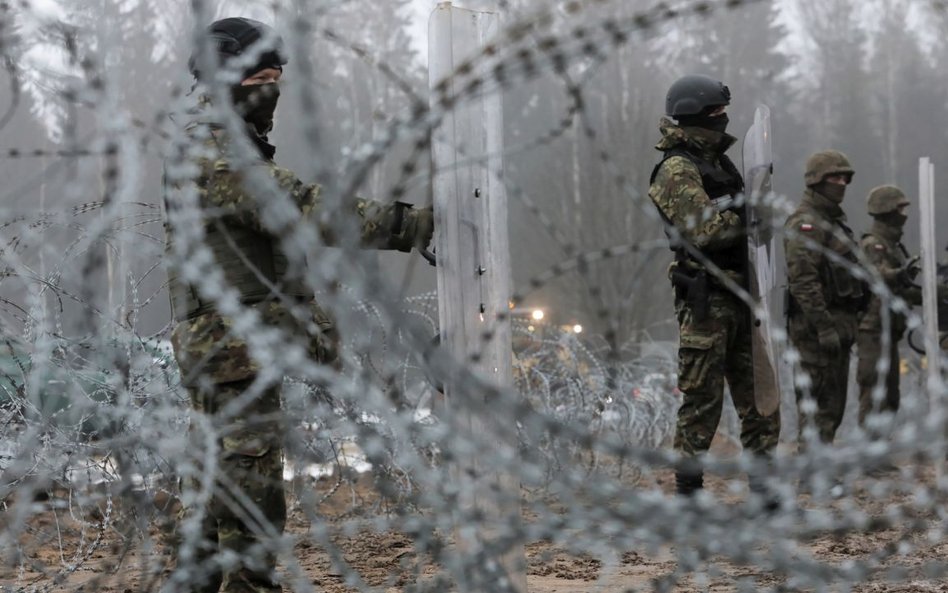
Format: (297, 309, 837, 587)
(389, 203, 434, 252)
(904, 255, 921, 281)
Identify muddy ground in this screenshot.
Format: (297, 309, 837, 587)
(3, 450, 948, 592)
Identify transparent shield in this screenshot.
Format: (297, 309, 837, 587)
(743, 105, 781, 416)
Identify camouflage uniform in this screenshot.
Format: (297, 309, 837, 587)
(165, 123, 430, 593)
(856, 186, 920, 425)
(649, 118, 780, 476)
(785, 151, 865, 444)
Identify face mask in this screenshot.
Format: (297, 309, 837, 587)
(705, 113, 729, 134)
(817, 181, 847, 204)
(879, 212, 908, 228)
(677, 112, 729, 134)
(231, 82, 280, 136)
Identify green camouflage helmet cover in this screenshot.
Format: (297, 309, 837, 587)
(867, 184, 910, 215)
(804, 150, 854, 187)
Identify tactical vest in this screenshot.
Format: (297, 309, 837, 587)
(786, 216, 868, 319)
(650, 147, 746, 272)
(825, 219, 867, 309)
(167, 222, 311, 322)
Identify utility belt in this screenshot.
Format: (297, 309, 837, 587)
(671, 244, 745, 276)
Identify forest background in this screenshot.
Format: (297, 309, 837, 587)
(2, 0, 945, 345)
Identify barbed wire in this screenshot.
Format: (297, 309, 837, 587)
(0, 0, 946, 592)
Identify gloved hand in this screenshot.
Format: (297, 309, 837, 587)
(720, 210, 742, 236)
(904, 255, 921, 281)
(388, 203, 434, 252)
(817, 326, 841, 356)
(408, 205, 434, 250)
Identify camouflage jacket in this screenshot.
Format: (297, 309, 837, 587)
(165, 123, 425, 383)
(784, 189, 866, 329)
(858, 220, 921, 334)
(648, 118, 745, 278)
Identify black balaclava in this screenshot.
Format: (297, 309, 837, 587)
(191, 19, 287, 158)
(877, 211, 908, 228)
(232, 82, 280, 137)
(677, 109, 729, 134)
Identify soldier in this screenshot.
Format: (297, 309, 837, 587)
(648, 74, 779, 499)
(785, 150, 865, 445)
(163, 18, 433, 593)
(856, 185, 921, 429)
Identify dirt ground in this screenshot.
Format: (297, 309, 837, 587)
(4, 450, 948, 593)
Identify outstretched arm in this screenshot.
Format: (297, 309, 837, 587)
(201, 155, 432, 252)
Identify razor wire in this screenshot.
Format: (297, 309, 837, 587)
(0, 0, 947, 592)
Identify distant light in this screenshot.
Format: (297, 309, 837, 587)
(572, 324, 583, 334)
(531, 309, 545, 321)
(527, 325, 535, 332)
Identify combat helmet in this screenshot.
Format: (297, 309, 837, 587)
(867, 185, 910, 216)
(804, 150, 854, 187)
(190, 17, 287, 81)
(665, 74, 730, 118)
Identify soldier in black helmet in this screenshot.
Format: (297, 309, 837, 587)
(164, 17, 434, 593)
(648, 74, 780, 502)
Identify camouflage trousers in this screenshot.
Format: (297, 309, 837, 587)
(178, 377, 286, 593)
(673, 289, 780, 458)
(856, 328, 903, 427)
(789, 309, 858, 444)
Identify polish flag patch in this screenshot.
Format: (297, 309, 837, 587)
(874, 244, 885, 251)
(799, 223, 814, 232)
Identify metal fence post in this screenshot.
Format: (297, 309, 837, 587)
(918, 157, 944, 479)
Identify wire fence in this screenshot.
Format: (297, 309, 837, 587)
(1, 1, 947, 592)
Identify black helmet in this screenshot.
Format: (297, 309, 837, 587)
(665, 74, 730, 118)
(190, 17, 287, 81)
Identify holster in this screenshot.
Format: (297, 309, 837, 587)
(671, 268, 710, 323)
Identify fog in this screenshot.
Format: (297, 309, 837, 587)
(3, 1, 948, 591)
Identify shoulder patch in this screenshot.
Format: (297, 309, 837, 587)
(874, 244, 885, 251)
(799, 223, 814, 232)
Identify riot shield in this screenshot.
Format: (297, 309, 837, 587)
(742, 105, 781, 417)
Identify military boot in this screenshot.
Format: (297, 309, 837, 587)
(748, 476, 781, 514)
(675, 471, 704, 497)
